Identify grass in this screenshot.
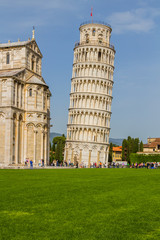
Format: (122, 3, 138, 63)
(0, 169, 160, 240)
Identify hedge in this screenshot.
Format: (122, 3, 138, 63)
(130, 153, 160, 164)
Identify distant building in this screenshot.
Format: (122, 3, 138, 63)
(0, 29, 51, 166)
(143, 138, 160, 153)
(112, 146, 122, 162)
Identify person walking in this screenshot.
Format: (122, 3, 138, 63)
(30, 160, 33, 169)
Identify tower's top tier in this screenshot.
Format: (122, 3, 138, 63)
(77, 21, 113, 48)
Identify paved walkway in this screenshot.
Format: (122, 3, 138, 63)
(0, 166, 76, 169)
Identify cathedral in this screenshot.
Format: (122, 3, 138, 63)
(0, 29, 51, 166)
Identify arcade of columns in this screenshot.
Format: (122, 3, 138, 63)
(64, 22, 115, 166)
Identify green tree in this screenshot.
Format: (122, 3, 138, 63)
(50, 142, 52, 151)
(140, 141, 143, 152)
(122, 137, 142, 163)
(133, 138, 139, 153)
(52, 135, 66, 163)
(49, 151, 55, 164)
(122, 139, 128, 161)
(108, 143, 113, 162)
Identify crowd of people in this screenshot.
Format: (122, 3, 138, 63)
(131, 162, 158, 169)
(24, 158, 159, 169)
(108, 162, 159, 169)
(24, 159, 45, 168)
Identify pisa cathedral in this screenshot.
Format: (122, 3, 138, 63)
(0, 30, 51, 166)
(64, 21, 115, 166)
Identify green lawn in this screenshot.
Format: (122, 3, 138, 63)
(0, 169, 160, 240)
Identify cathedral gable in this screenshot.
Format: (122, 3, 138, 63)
(14, 69, 25, 81)
(26, 40, 42, 58)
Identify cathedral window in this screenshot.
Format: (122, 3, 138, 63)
(29, 88, 32, 97)
(13, 83, 15, 105)
(32, 60, 34, 71)
(43, 95, 46, 110)
(31, 55, 35, 71)
(6, 53, 10, 64)
(92, 29, 95, 36)
(36, 58, 39, 74)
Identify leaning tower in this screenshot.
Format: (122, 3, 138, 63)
(64, 21, 115, 167)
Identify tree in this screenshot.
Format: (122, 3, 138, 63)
(122, 139, 128, 161)
(122, 137, 142, 163)
(52, 135, 66, 163)
(50, 142, 52, 151)
(140, 141, 143, 152)
(50, 151, 55, 164)
(108, 143, 113, 162)
(133, 138, 140, 153)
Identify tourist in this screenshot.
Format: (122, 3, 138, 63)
(42, 159, 44, 167)
(25, 158, 27, 166)
(76, 162, 78, 168)
(38, 160, 41, 167)
(30, 160, 33, 169)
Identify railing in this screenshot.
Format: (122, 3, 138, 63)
(80, 20, 111, 28)
(75, 41, 115, 50)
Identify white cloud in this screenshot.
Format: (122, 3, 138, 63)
(108, 8, 160, 34)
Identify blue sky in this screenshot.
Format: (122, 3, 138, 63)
(0, 0, 160, 142)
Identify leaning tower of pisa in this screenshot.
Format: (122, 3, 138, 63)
(64, 21, 115, 167)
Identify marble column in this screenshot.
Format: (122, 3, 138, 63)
(15, 119, 19, 164)
(24, 126, 27, 161)
(34, 130, 37, 164)
(41, 130, 44, 160)
(71, 148, 74, 163)
(44, 131, 47, 165)
(65, 148, 68, 163)
(97, 151, 100, 167)
(15, 82, 18, 107)
(88, 150, 92, 168)
(79, 149, 82, 165)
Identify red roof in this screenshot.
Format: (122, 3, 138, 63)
(113, 146, 122, 152)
